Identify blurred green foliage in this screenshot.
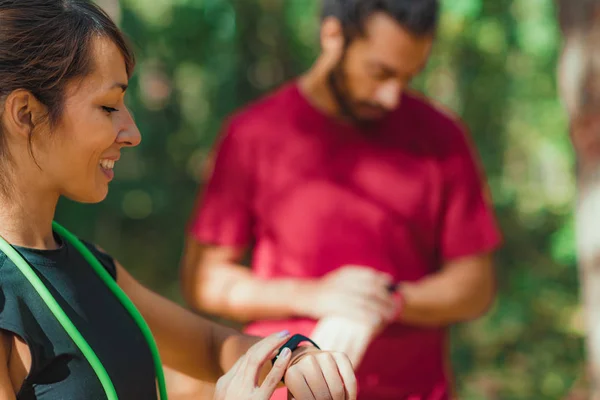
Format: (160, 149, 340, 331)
(57, 0, 584, 398)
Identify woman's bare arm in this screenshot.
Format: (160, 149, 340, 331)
(0, 331, 17, 400)
(117, 263, 263, 382)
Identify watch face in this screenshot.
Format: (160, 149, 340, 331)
(387, 282, 400, 293)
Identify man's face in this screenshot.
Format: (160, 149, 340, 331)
(328, 12, 434, 123)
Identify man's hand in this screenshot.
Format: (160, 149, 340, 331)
(284, 347, 357, 400)
(302, 266, 398, 325)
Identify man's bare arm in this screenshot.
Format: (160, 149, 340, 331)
(397, 254, 496, 327)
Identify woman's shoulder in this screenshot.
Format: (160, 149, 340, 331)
(77, 239, 118, 281)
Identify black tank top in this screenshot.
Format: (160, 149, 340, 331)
(0, 232, 157, 399)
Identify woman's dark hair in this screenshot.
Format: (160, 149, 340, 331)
(322, 0, 439, 39)
(0, 0, 135, 189)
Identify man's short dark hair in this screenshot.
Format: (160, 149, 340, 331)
(322, 0, 439, 38)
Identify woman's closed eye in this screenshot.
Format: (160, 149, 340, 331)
(102, 106, 119, 114)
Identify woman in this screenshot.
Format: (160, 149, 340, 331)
(0, 1, 357, 399)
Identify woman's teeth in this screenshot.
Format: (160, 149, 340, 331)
(100, 159, 115, 170)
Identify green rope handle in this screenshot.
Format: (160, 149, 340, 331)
(52, 222, 168, 400)
(0, 228, 118, 399)
(0, 222, 168, 400)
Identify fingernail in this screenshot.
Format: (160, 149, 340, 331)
(277, 330, 290, 338)
(278, 347, 291, 359)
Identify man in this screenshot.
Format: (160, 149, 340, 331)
(181, 0, 502, 398)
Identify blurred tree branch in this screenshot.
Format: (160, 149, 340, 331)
(558, 0, 600, 398)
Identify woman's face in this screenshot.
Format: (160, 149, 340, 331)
(36, 36, 140, 203)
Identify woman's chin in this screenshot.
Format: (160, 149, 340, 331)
(63, 185, 109, 204)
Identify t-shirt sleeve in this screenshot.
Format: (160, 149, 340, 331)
(438, 123, 502, 261)
(0, 256, 33, 349)
(187, 119, 255, 247)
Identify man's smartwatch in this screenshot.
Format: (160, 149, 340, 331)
(387, 281, 405, 319)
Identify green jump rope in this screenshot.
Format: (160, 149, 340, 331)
(0, 221, 168, 400)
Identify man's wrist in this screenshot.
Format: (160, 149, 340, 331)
(392, 283, 407, 321)
(287, 279, 318, 317)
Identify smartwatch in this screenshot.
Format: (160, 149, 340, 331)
(271, 334, 321, 366)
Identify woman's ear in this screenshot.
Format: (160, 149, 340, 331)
(2, 89, 47, 140)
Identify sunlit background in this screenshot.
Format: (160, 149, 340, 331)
(57, 1, 582, 398)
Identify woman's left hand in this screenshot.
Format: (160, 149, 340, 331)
(310, 315, 382, 369)
(283, 348, 357, 400)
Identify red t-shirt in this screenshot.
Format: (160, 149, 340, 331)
(189, 82, 502, 399)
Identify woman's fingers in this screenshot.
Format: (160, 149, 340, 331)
(214, 331, 292, 399)
(255, 347, 292, 398)
(332, 353, 357, 400)
(286, 351, 358, 400)
(285, 368, 317, 400)
(244, 330, 291, 384)
(313, 353, 347, 400)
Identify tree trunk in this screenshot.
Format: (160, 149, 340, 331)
(558, 0, 600, 397)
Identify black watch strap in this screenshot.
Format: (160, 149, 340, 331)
(271, 334, 321, 366)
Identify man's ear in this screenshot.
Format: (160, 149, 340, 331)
(2, 89, 48, 140)
(320, 17, 345, 66)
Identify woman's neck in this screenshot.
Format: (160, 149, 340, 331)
(0, 188, 60, 250)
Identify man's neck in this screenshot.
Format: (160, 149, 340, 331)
(298, 62, 341, 119)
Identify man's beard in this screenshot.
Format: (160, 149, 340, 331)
(327, 59, 386, 130)
(327, 59, 360, 124)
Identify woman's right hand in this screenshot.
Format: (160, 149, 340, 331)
(214, 331, 292, 400)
